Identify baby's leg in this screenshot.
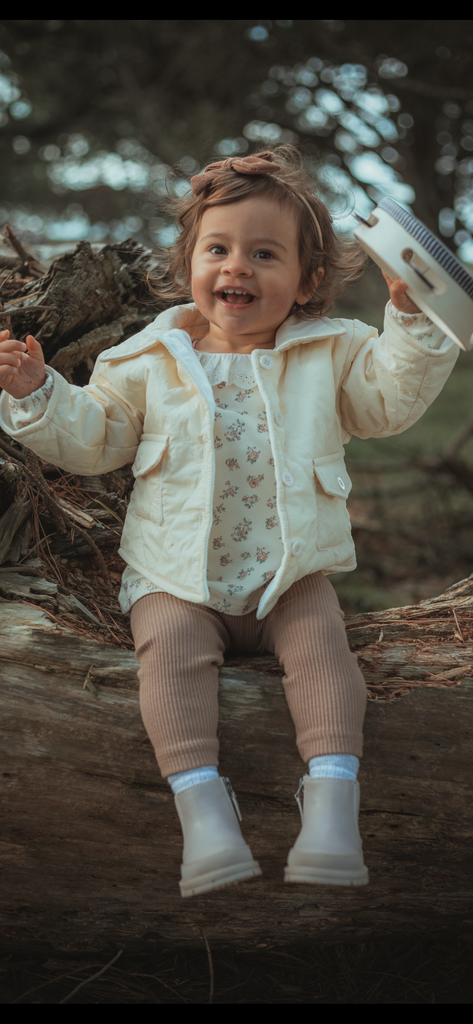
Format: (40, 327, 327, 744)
(130, 592, 261, 896)
(262, 572, 366, 761)
(263, 573, 368, 885)
(130, 593, 227, 777)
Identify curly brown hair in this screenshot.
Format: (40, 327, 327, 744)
(149, 145, 367, 320)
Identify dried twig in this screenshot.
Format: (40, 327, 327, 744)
(452, 608, 464, 642)
(72, 523, 109, 575)
(24, 449, 68, 533)
(0, 437, 113, 571)
(424, 664, 470, 681)
(83, 665, 98, 696)
(18, 530, 57, 561)
(59, 949, 123, 1004)
(20, 600, 64, 627)
(200, 928, 215, 1004)
(130, 972, 188, 1003)
(0, 433, 27, 465)
(0, 305, 52, 318)
(10, 964, 101, 1004)
(57, 586, 130, 619)
(4, 224, 45, 278)
(0, 564, 45, 573)
(4, 224, 30, 263)
(0, 438, 68, 534)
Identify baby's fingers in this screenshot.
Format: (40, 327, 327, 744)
(24, 334, 45, 362)
(388, 276, 421, 314)
(0, 347, 23, 369)
(0, 362, 17, 388)
(0, 338, 27, 355)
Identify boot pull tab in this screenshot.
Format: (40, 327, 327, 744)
(222, 777, 242, 822)
(294, 778, 305, 822)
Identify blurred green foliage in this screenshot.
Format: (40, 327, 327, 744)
(1, 19, 473, 252)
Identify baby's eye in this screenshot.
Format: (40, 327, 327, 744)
(209, 245, 227, 255)
(255, 250, 274, 260)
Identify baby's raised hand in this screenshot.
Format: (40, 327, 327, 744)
(0, 330, 47, 399)
(382, 271, 421, 314)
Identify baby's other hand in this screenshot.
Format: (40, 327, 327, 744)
(0, 330, 47, 399)
(382, 271, 421, 314)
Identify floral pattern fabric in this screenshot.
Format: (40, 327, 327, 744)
(388, 302, 446, 348)
(120, 348, 284, 615)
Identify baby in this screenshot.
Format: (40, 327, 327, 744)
(0, 147, 458, 897)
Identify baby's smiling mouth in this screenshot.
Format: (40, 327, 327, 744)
(216, 288, 255, 305)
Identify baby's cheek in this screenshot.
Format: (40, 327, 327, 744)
(191, 277, 212, 313)
(268, 285, 298, 320)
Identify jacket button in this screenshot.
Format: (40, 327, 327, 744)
(337, 476, 346, 490)
(282, 470, 294, 486)
(274, 410, 283, 426)
(291, 541, 303, 557)
(260, 354, 274, 369)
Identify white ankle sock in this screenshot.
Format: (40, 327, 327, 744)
(168, 755, 358, 794)
(308, 754, 359, 782)
(168, 765, 219, 795)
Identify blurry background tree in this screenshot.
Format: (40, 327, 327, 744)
(2, 18, 473, 614)
(1, 18, 473, 259)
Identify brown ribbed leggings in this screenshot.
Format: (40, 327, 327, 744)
(130, 572, 366, 778)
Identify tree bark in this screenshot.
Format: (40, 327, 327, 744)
(1, 239, 157, 366)
(1, 599, 473, 954)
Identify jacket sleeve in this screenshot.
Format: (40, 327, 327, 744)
(0, 363, 144, 475)
(337, 303, 459, 439)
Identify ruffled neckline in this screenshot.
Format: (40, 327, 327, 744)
(194, 349, 256, 388)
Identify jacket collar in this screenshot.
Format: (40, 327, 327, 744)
(99, 302, 346, 363)
(275, 313, 346, 350)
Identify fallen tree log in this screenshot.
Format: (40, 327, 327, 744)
(1, 597, 473, 955)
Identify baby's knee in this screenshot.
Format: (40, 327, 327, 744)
(131, 596, 225, 669)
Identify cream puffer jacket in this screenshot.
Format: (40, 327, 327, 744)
(0, 302, 458, 618)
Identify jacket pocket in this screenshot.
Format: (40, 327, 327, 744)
(131, 433, 169, 525)
(312, 453, 352, 551)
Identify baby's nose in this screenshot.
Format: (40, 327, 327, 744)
(222, 255, 251, 276)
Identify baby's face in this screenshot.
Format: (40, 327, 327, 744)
(191, 196, 308, 342)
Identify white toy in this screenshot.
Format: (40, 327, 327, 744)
(354, 196, 473, 351)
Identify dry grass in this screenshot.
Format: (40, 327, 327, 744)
(2, 934, 473, 1004)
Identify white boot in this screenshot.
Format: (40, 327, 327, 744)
(284, 776, 369, 886)
(174, 776, 262, 898)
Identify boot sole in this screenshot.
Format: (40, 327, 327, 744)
(284, 865, 369, 886)
(180, 862, 262, 898)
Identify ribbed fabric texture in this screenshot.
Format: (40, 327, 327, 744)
(168, 766, 219, 794)
(168, 756, 358, 795)
(309, 754, 359, 781)
(130, 572, 367, 778)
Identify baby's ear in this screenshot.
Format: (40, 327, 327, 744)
(296, 267, 324, 306)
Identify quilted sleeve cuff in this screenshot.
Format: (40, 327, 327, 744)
(8, 367, 55, 429)
(387, 301, 448, 351)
